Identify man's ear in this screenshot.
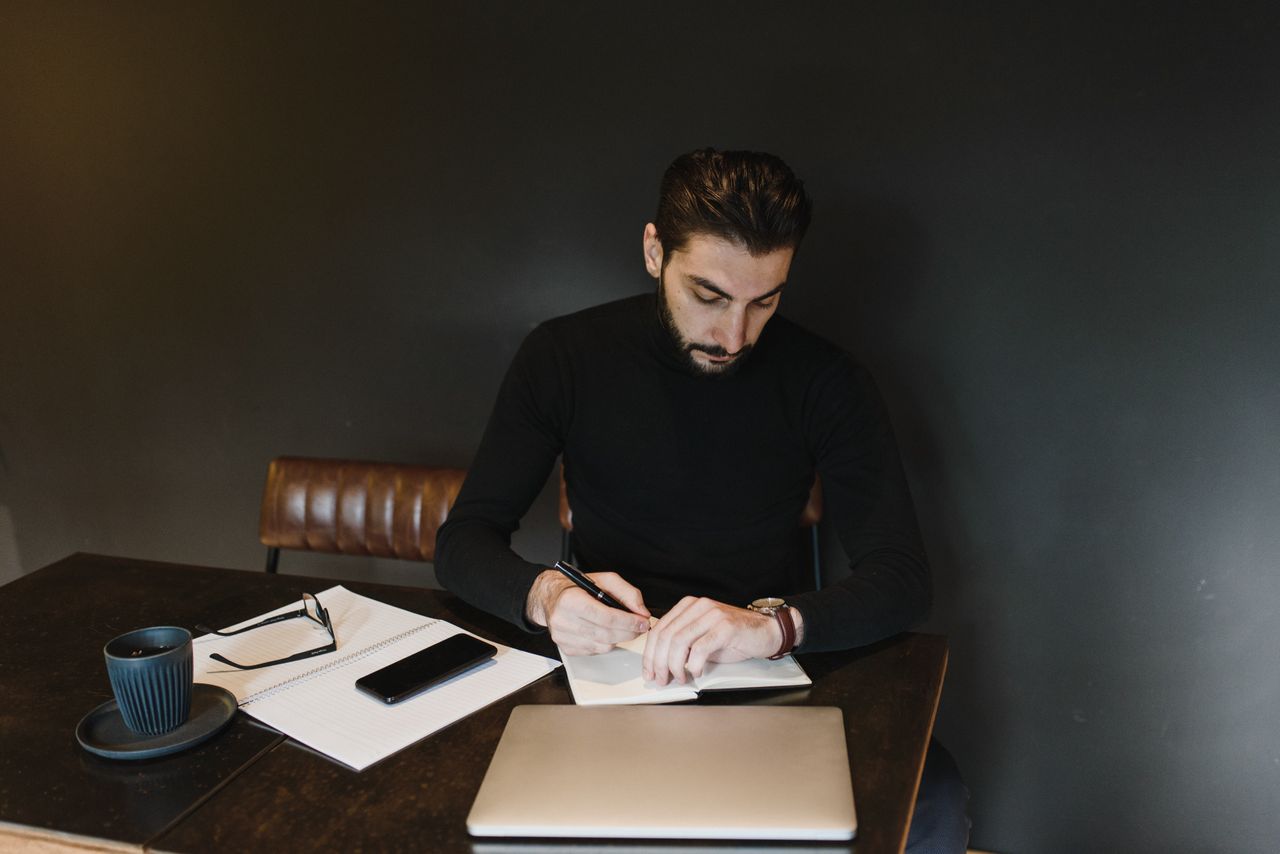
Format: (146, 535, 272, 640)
(642, 223, 664, 278)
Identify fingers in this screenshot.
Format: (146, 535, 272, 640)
(642, 597, 774, 686)
(555, 637, 616, 657)
(683, 617, 733, 678)
(591, 572, 651, 618)
(643, 596, 718, 685)
(546, 583, 650, 657)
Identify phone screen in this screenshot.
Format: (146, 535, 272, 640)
(355, 634, 498, 704)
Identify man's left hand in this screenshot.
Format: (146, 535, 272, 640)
(641, 596, 803, 686)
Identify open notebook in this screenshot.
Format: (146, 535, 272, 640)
(560, 623, 811, 705)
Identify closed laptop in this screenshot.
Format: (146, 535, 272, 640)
(467, 704, 857, 841)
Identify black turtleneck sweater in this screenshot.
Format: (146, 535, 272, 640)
(435, 293, 930, 652)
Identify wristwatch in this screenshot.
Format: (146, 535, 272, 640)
(747, 597, 797, 660)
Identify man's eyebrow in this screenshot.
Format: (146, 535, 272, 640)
(688, 275, 786, 302)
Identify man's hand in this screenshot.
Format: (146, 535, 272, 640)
(526, 569, 650, 656)
(641, 596, 805, 686)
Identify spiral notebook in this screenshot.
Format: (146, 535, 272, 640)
(192, 585, 559, 771)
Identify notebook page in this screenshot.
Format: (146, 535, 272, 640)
(559, 644, 698, 705)
(691, 653, 811, 691)
(247, 627, 559, 770)
(193, 586, 560, 770)
(560, 631, 809, 705)
(193, 586, 436, 702)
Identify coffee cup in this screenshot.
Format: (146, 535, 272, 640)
(103, 626, 193, 736)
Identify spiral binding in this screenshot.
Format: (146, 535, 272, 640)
(240, 619, 441, 706)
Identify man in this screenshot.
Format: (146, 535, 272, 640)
(436, 149, 967, 851)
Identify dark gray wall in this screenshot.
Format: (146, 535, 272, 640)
(2, 3, 1277, 851)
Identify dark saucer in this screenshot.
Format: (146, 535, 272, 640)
(76, 683, 238, 760)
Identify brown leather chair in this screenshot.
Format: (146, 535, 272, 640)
(259, 456, 468, 573)
(557, 471, 826, 589)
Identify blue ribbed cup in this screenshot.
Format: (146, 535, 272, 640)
(104, 626, 193, 736)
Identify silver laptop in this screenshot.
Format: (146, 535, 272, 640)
(467, 705, 857, 841)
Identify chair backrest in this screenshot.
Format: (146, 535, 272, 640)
(259, 456, 467, 569)
(558, 470, 825, 588)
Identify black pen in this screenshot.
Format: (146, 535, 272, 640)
(553, 560, 630, 612)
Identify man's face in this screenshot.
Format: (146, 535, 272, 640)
(644, 223, 794, 377)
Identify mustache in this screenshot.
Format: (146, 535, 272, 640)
(688, 343, 749, 359)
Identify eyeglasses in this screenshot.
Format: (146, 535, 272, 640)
(196, 592, 337, 670)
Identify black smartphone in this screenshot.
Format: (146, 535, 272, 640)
(355, 634, 498, 704)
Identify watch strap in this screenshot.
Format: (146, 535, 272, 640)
(768, 606, 797, 660)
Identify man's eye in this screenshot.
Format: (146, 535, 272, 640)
(695, 293, 722, 305)
(753, 298, 777, 309)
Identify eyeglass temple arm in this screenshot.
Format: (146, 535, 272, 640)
(196, 607, 308, 637)
(208, 640, 337, 671)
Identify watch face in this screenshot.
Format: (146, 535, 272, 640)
(750, 597, 786, 613)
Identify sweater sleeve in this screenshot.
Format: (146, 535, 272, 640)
(434, 324, 568, 629)
(786, 357, 932, 652)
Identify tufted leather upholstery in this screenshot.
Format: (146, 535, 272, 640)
(259, 456, 467, 567)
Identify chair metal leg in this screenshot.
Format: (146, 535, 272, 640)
(265, 546, 280, 574)
(560, 530, 573, 564)
(810, 527, 822, 590)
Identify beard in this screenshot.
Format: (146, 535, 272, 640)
(656, 273, 753, 379)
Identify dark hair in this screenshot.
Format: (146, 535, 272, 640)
(652, 148, 812, 259)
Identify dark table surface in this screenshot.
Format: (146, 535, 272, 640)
(0, 553, 946, 854)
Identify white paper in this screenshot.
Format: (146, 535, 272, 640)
(560, 631, 811, 706)
(193, 585, 560, 771)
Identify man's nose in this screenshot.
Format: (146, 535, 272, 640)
(716, 310, 749, 354)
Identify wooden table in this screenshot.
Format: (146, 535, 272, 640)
(0, 553, 946, 854)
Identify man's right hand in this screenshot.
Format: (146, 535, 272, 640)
(526, 569, 650, 656)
